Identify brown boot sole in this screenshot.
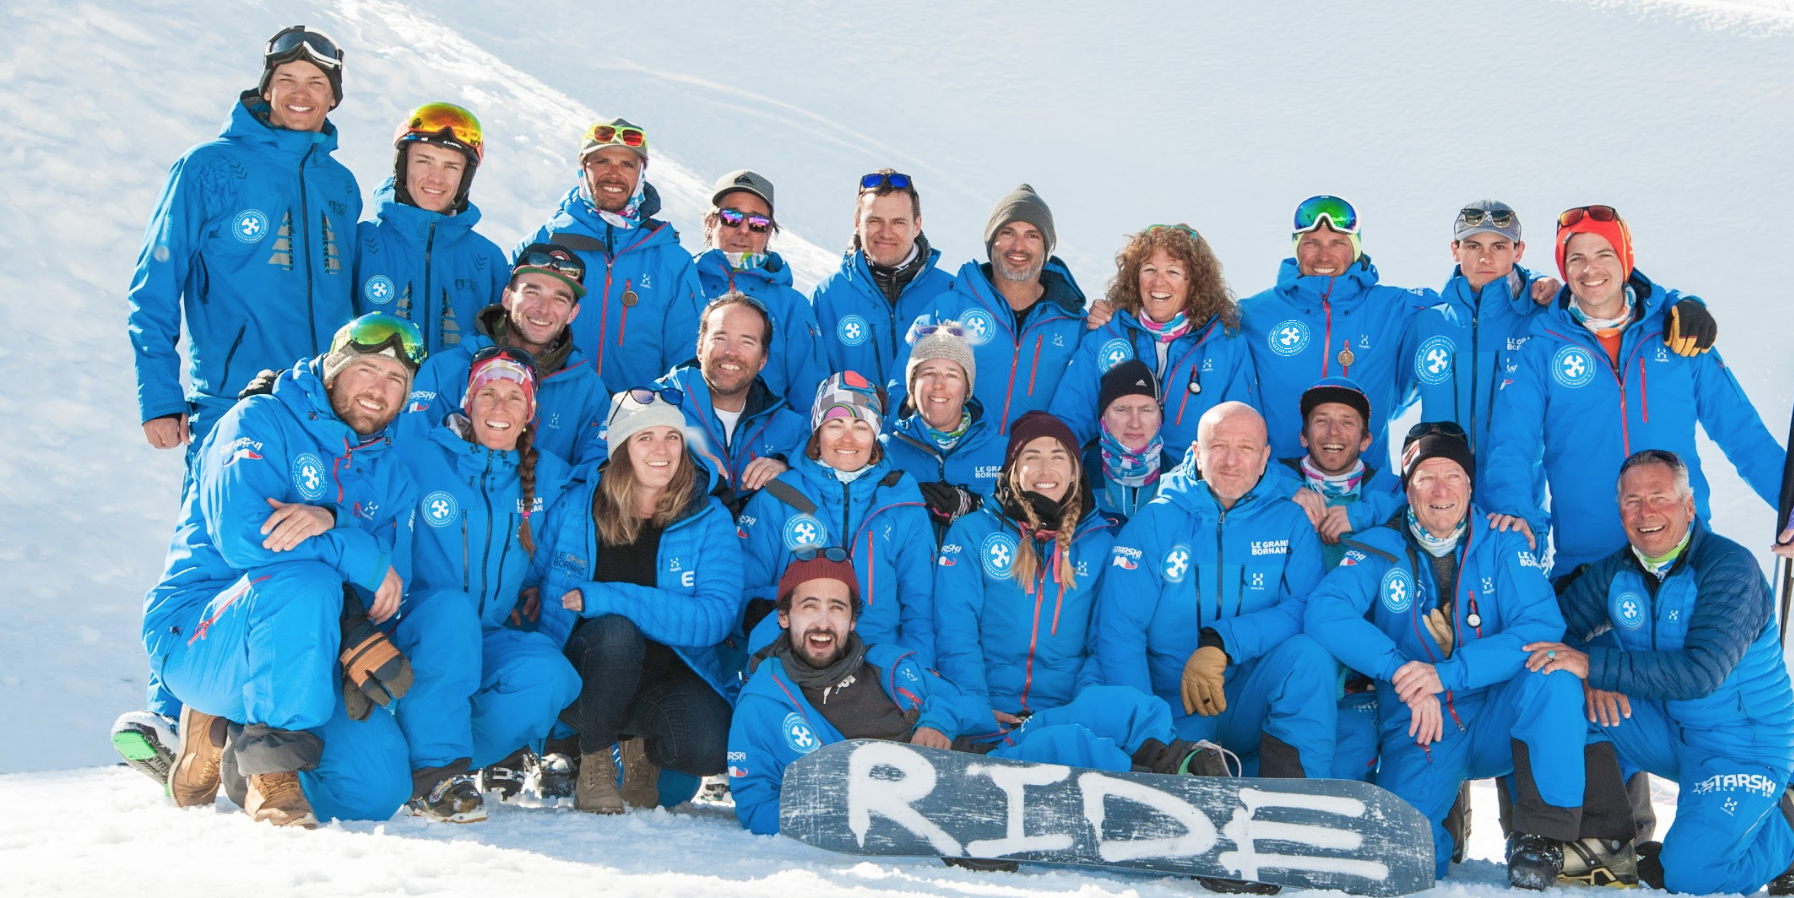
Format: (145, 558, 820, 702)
(169, 706, 225, 808)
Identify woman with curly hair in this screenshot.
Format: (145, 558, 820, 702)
(1050, 224, 1258, 464)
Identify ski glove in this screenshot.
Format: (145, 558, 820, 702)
(1424, 607, 1455, 657)
(1181, 645, 1229, 717)
(1664, 300, 1717, 356)
(919, 481, 981, 525)
(339, 594, 414, 721)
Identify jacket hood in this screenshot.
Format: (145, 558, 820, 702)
(955, 257, 1087, 318)
(1273, 253, 1385, 309)
(693, 248, 795, 289)
(371, 177, 484, 241)
(227, 90, 341, 161)
(424, 410, 523, 479)
(1111, 304, 1229, 343)
(556, 176, 670, 237)
(1439, 263, 1539, 321)
(271, 356, 397, 448)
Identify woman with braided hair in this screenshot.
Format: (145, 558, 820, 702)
(394, 345, 577, 823)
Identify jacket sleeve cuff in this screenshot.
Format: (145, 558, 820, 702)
(1433, 658, 1466, 692)
(1198, 627, 1231, 663)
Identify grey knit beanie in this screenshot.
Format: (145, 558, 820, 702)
(905, 326, 977, 394)
(984, 183, 1056, 257)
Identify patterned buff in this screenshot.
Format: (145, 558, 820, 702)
(921, 409, 972, 452)
(1137, 310, 1193, 343)
(465, 354, 537, 423)
(1407, 507, 1467, 558)
(1569, 286, 1635, 332)
(1633, 530, 1692, 580)
(724, 251, 769, 272)
(1301, 456, 1365, 501)
(591, 169, 648, 230)
(1099, 419, 1162, 488)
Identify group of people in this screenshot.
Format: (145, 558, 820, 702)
(112, 25, 1794, 895)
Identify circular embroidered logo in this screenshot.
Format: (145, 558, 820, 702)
(960, 309, 996, 347)
(783, 514, 826, 550)
(1414, 335, 1456, 386)
(233, 209, 269, 244)
(290, 452, 327, 501)
(1552, 345, 1596, 389)
(781, 712, 820, 754)
(363, 275, 396, 306)
(422, 491, 458, 528)
(837, 315, 870, 347)
(1162, 544, 1193, 584)
(1098, 337, 1134, 373)
(1381, 568, 1415, 614)
(1268, 319, 1311, 357)
(1612, 591, 1646, 629)
(981, 532, 1018, 579)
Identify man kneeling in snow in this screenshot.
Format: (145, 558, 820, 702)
(728, 553, 1219, 846)
(142, 315, 424, 827)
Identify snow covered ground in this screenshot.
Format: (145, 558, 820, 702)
(0, 0, 1787, 893)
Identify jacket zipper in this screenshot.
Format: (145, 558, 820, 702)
(422, 220, 437, 346)
(477, 456, 496, 612)
(299, 144, 318, 354)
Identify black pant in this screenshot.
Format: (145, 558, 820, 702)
(563, 614, 731, 776)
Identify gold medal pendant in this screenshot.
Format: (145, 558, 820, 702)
(621, 290, 639, 307)
(1338, 346, 1356, 367)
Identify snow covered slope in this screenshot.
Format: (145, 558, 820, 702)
(1, 0, 1790, 805)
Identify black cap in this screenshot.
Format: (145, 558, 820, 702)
(1098, 359, 1158, 415)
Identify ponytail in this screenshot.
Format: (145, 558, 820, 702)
(1005, 459, 1083, 594)
(516, 421, 538, 555)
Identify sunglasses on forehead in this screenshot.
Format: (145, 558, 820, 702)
(859, 171, 913, 191)
(586, 123, 647, 148)
(794, 546, 850, 563)
(1458, 207, 1516, 229)
(1558, 205, 1620, 228)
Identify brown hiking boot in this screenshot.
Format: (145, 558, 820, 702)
(168, 705, 227, 808)
(574, 749, 625, 814)
(619, 737, 660, 809)
(246, 770, 318, 828)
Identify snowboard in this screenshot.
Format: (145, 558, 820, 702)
(778, 739, 1434, 896)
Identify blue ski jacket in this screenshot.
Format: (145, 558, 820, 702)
(353, 178, 508, 356)
(533, 456, 745, 701)
(516, 180, 705, 394)
(879, 399, 1007, 500)
(892, 259, 1087, 434)
(728, 641, 991, 835)
(143, 357, 415, 662)
(1484, 272, 1786, 575)
(1304, 508, 1562, 704)
(1050, 310, 1258, 465)
(935, 504, 1121, 719)
(128, 92, 361, 426)
(1094, 466, 1324, 726)
(693, 249, 829, 411)
(738, 453, 937, 664)
(394, 417, 574, 630)
(1559, 520, 1794, 769)
(1239, 256, 1429, 467)
(398, 305, 611, 468)
(1263, 456, 1405, 560)
(811, 244, 956, 388)
(656, 361, 811, 496)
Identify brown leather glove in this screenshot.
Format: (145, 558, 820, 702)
(1181, 646, 1229, 717)
(1424, 607, 1455, 657)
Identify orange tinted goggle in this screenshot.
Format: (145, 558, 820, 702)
(587, 124, 647, 149)
(397, 103, 484, 162)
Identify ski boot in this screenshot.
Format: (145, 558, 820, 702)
(111, 711, 177, 787)
(531, 749, 577, 800)
(1560, 836, 1637, 887)
(411, 774, 487, 824)
(1507, 832, 1566, 891)
(476, 748, 528, 801)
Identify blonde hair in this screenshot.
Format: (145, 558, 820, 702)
(593, 443, 698, 547)
(1005, 456, 1082, 594)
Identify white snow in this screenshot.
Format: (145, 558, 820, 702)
(0, 0, 1786, 893)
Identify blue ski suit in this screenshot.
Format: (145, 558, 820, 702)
(880, 400, 1007, 503)
(1484, 273, 1786, 576)
(1264, 456, 1405, 569)
(128, 92, 361, 444)
(693, 249, 829, 411)
(399, 305, 611, 468)
(1094, 466, 1334, 776)
(935, 503, 1122, 718)
(393, 418, 580, 769)
(516, 181, 705, 395)
(1305, 510, 1586, 876)
(728, 641, 1177, 835)
(655, 362, 811, 501)
(738, 453, 938, 665)
(811, 243, 957, 388)
(353, 179, 508, 356)
(1240, 256, 1429, 468)
(142, 358, 414, 821)
(1398, 265, 1551, 510)
(893, 259, 1088, 433)
(534, 459, 746, 702)
(1051, 310, 1258, 465)
(1559, 520, 1794, 894)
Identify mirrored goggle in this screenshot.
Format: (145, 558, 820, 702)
(1293, 195, 1360, 235)
(587, 124, 647, 148)
(335, 313, 426, 369)
(1458, 207, 1516, 229)
(267, 27, 343, 70)
(1558, 205, 1619, 228)
(470, 345, 538, 374)
(859, 171, 913, 191)
(514, 249, 586, 285)
(717, 208, 773, 232)
(399, 103, 483, 161)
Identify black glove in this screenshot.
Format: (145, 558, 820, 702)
(237, 369, 281, 399)
(339, 592, 413, 721)
(1664, 299, 1716, 356)
(918, 481, 980, 524)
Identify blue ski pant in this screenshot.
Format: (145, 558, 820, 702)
(384, 589, 480, 772)
(1378, 668, 1585, 878)
(1171, 635, 1337, 778)
(991, 685, 1178, 771)
(1592, 699, 1794, 894)
(156, 562, 410, 820)
(469, 627, 582, 768)
(1333, 689, 1380, 782)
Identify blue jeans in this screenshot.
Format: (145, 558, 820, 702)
(564, 614, 730, 776)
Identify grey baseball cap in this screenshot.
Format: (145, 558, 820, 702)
(1454, 199, 1521, 242)
(711, 169, 775, 214)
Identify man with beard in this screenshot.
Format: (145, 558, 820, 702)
(147, 314, 425, 828)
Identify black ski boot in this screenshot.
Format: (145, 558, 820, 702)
(476, 748, 528, 800)
(110, 711, 178, 787)
(1131, 738, 1233, 778)
(1635, 840, 1664, 889)
(1507, 833, 1565, 891)
(531, 749, 576, 799)
(1560, 836, 1637, 887)
(1768, 861, 1794, 896)
(411, 774, 487, 824)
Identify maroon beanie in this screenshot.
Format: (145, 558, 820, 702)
(1003, 410, 1079, 468)
(777, 555, 860, 613)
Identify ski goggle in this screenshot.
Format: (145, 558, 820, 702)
(794, 546, 851, 563)
(910, 321, 967, 339)
(859, 171, 914, 191)
(1293, 195, 1360, 235)
(717, 207, 773, 233)
(469, 345, 538, 377)
(512, 245, 587, 297)
(1457, 206, 1516, 230)
(1146, 223, 1201, 240)
(331, 313, 426, 371)
(1405, 420, 1468, 442)
(396, 102, 484, 162)
(585, 122, 647, 149)
(1558, 205, 1620, 228)
(266, 27, 344, 71)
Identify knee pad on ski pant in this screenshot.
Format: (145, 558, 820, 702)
(387, 590, 482, 770)
(470, 628, 582, 768)
(1021, 685, 1176, 756)
(1332, 690, 1379, 781)
(300, 691, 412, 822)
(1500, 668, 1587, 810)
(993, 723, 1134, 772)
